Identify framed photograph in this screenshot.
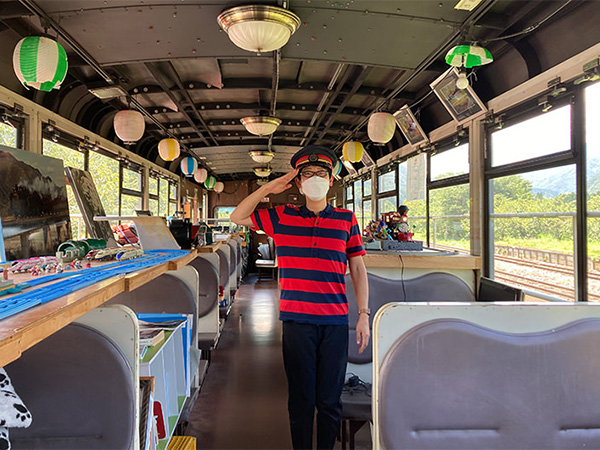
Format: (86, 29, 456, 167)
(0, 145, 71, 260)
(430, 67, 487, 124)
(394, 105, 428, 147)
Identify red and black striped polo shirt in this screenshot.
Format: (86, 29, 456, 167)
(251, 203, 366, 325)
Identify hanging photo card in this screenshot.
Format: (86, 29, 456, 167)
(394, 105, 428, 147)
(430, 67, 487, 124)
(406, 152, 426, 202)
(65, 167, 117, 247)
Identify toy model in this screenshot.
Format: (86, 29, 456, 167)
(116, 248, 144, 261)
(93, 248, 122, 261)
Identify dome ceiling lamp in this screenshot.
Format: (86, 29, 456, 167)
(217, 5, 301, 55)
(241, 116, 282, 136)
(249, 150, 275, 163)
(253, 166, 272, 178)
(445, 44, 493, 89)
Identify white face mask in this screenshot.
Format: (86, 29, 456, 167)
(300, 176, 330, 201)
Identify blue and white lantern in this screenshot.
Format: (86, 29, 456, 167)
(180, 157, 198, 176)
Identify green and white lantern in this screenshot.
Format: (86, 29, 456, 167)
(445, 44, 493, 69)
(13, 36, 68, 91)
(205, 175, 216, 190)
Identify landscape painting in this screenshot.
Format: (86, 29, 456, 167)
(0, 145, 71, 261)
(65, 166, 116, 246)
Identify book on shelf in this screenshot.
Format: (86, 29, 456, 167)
(139, 328, 165, 346)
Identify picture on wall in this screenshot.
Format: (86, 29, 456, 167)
(430, 67, 487, 124)
(65, 166, 117, 247)
(0, 145, 71, 261)
(394, 105, 429, 147)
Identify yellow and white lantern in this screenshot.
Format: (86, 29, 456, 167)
(158, 138, 180, 162)
(342, 141, 364, 163)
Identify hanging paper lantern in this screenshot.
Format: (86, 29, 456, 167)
(445, 44, 493, 69)
(180, 157, 198, 176)
(214, 181, 224, 193)
(368, 112, 395, 144)
(342, 141, 364, 163)
(113, 110, 145, 144)
(205, 175, 216, 190)
(158, 138, 180, 161)
(333, 159, 342, 177)
(194, 168, 207, 183)
(13, 36, 68, 92)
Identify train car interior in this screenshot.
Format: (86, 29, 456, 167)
(1, 0, 600, 449)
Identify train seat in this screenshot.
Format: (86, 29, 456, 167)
(7, 323, 135, 450)
(216, 248, 231, 317)
(226, 241, 238, 297)
(187, 257, 220, 354)
(256, 237, 277, 281)
(342, 272, 475, 449)
(373, 303, 600, 450)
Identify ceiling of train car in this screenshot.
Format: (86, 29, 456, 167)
(0, 0, 594, 180)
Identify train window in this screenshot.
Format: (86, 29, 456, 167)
(399, 160, 426, 241)
(585, 81, 600, 301)
(429, 184, 470, 252)
(122, 167, 142, 192)
(489, 166, 576, 301)
(88, 151, 119, 216)
(378, 169, 396, 194)
(42, 139, 85, 239)
(159, 179, 169, 217)
(363, 178, 372, 197)
(121, 194, 142, 216)
(430, 143, 469, 181)
(363, 200, 372, 227)
(215, 206, 235, 219)
(378, 196, 397, 217)
(0, 121, 17, 147)
(490, 105, 571, 167)
(149, 177, 158, 195)
(168, 182, 178, 216)
(354, 179, 364, 228)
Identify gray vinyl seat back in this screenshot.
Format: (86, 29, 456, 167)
(378, 317, 600, 449)
(106, 272, 197, 339)
(7, 323, 135, 450)
(268, 236, 276, 261)
(226, 242, 237, 276)
(188, 257, 219, 317)
(346, 272, 475, 364)
(215, 248, 229, 288)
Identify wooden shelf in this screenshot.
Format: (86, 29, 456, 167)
(0, 251, 194, 367)
(196, 242, 222, 253)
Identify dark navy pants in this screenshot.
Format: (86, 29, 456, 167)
(282, 321, 349, 450)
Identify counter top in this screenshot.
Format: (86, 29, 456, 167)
(0, 249, 197, 367)
(363, 251, 481, 269)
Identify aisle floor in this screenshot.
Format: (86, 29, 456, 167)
(186, 275, 372, 450)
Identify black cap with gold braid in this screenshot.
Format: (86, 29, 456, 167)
(290, 144, 337, 171)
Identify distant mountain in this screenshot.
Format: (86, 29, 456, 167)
(522, 158, 600, 197)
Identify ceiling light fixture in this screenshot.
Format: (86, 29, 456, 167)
(445, 44, 493, 90)
(217, 5, 301, 55)
(253, 166, 272, 177)
(249, 150, 275, 163)
(241, 116, 281, 136)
